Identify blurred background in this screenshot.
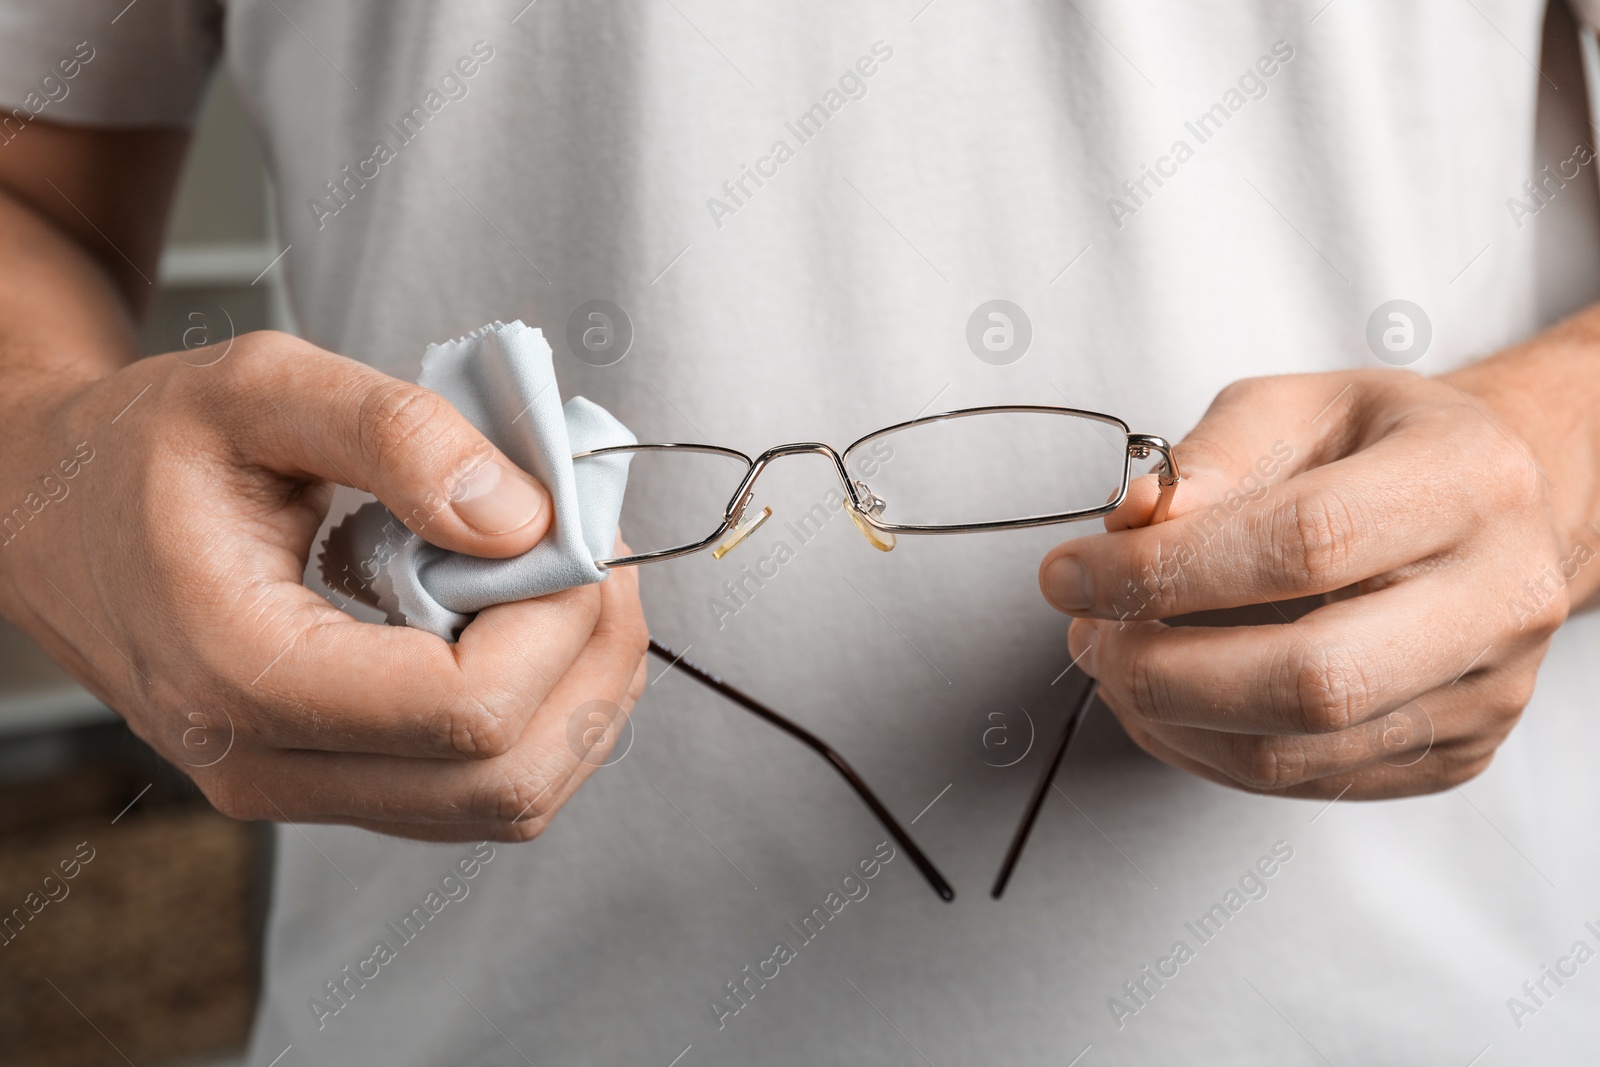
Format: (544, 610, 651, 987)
(0, 77, 281, 1067)
(4, 4, 1600, 1065)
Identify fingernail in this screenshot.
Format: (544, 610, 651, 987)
(451, 460, 548, 535)
(1044, 555, 1093, 613)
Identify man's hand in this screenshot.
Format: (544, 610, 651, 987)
(1039, 321, 1600, 799)
(0, 120, 646, 842)
(0, 331, 649, 841)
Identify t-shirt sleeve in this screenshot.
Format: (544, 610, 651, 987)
(0, 0, 224, 128)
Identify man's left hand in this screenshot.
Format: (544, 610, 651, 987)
(1039, 335, 1600, 799)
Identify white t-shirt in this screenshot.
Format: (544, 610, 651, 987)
(7, 1, 1600, 1062)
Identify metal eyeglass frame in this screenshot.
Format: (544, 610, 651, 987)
(575, 405, 1180, 902)
(579, 404, 1179, 567)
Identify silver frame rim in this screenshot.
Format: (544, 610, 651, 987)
(574, 405, 1167, 568)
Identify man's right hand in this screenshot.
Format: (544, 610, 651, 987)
(0, 328, 650, 842)
(0, 119, 647, 842)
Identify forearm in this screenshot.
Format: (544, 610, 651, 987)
(1446, 302, 1600, 613)
(0, 123, 187, 426)
(0, 187, 137, 418)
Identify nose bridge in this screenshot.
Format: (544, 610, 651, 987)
(729, 440, 894, 553)
(746, 440, 849, 487)
(734, 439, 865, 515)
(761, 440, 842, 462)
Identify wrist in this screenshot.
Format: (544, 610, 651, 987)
(0, 362, 109, 600)
(1443, 310, 1600, 604)
(0, 355, 106, 436)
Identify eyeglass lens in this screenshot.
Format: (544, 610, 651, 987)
(578, 410, 1132, 560)
(845, 410, 1129, 529)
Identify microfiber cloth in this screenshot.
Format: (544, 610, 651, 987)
(318, 320, 635, 640)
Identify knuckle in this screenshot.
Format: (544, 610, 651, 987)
(1231, 737, 1304, 791)
(208, 329, 289, 388)
(445, 691, 517, 759)
(625, 623, 650, 674)
(626, 659, 649, 707)
(200, 776, 263, 822)
(1119, 636, 1171, 716)
(1523, 584, 1571, 637)
(1492, 673, 1537, 726)
(1444, 750, 1496, 789)
(247, 327, 293, 347)
(597, 582, 650, 654)
(1120, 630, 1184, 723)
(357, 382, 453, 477)
(1211, 376, 1268, 409)
(1291, 645, 1368, 734)
(1478, 433, 1540, 505)
(240, 328, 295, 356)
(473, 771, 554, 827)
(1507, 670, 1539, 713)
(1119, 544, 1182, 620)
(1282, 490, 1358, 590)
(1443, 417, 1537, 517)
(483, 816, 547, 844)
(625, 599, 650, 650)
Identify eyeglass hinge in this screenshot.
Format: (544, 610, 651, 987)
(1127, 434, 1180, 486)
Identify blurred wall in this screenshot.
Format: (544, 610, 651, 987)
(1, 76, 279, 1067)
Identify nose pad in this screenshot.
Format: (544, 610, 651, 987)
(849, 481, 896, 552)
(713, 505, 773, 559)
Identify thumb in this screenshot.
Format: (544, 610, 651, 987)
(218, 334, 552, 559)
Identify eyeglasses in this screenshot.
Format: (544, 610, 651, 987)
(582, 405, 1179, 901)
(576, 404, 1179, 565)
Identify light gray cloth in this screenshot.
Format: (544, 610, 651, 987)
(319, 320, 634, 640)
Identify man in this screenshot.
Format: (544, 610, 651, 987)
(3, 0, 1599, 1062)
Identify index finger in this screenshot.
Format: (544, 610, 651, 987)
(1042, 387, 1474, 621)
(1068, 580, 1480, 735)
(212, 577, 602, 760)
(1047, 431, 1469, 620)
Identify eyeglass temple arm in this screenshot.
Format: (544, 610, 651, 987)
(991, 436, 1180, 899)
(646, 639, 955, 903)
(989, 677, 1097, 899)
